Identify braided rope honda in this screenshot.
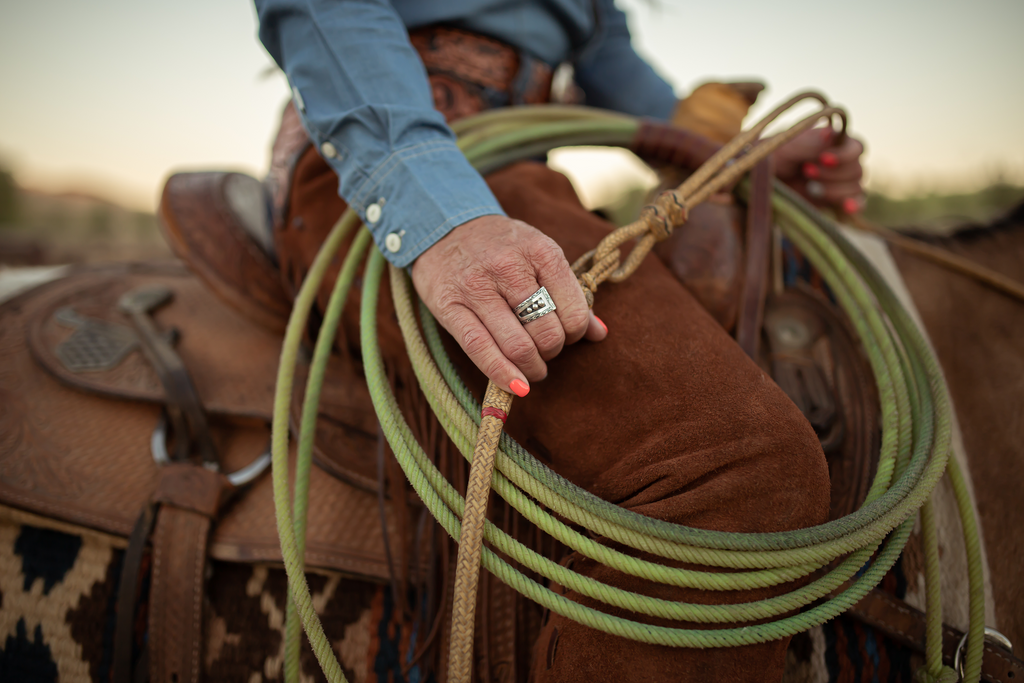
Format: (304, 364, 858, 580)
(269, 94, 986, 683)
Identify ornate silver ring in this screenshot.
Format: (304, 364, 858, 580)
(513, 286, 557, 325)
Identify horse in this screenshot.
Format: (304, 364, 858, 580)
(889, 202, 1024, 648)
(778, 201, 1024, 681)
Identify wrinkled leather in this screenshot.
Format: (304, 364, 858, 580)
(632, 121, 747, 330)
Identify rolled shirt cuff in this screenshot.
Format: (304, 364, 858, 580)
(323, 137, 506, 267)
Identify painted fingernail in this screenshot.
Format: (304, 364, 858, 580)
(802, 162, 820, 179)
(509, 379, 530, 397)
(842, 196, 862, 214)
(820, 151, 839, 168)
(594, 315, 608, 335)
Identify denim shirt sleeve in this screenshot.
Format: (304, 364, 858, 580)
(254, 0, 506, 267)
(573, 0, 677, 120)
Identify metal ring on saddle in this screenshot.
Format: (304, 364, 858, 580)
(513, 286, 556, 324)
(151, 411, 271, 487)
(953, 626, 1013, 680)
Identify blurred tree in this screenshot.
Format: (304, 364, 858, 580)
(0, 167, 17, 226)
(88, 204, 113, 237)
(864, 182, 1024, 231)
(133, 210, 158, 237)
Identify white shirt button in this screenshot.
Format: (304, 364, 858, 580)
(384, 232, 402, 253)
(366, 202, 383, 224)
(291, 85, 306, 112)
(320, 141, 338, 159)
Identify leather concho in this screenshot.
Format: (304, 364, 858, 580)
(763, 288, 881, 521)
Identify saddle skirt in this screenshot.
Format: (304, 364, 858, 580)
(0, 261, 402, 581)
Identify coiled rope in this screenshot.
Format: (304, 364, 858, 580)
(269, 96, 986, 683)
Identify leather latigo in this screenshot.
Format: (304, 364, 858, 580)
(0, 264, 402, 581)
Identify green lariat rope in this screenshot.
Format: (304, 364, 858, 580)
(268, 104, 987, 683)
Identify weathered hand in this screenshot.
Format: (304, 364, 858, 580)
(774, 127, 866, 213)
(410, 215, 607, 396)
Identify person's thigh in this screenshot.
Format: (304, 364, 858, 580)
(477, 161, 827, 533)
(469, 161, 830, 683)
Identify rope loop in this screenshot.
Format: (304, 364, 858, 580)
(577, 270, 597, 293)
(565, 93, 849, 310)
(912, 665, 960, 683)
(268, 98, 985, 683)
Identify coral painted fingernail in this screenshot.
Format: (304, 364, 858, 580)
(594, 315, 608, 334)
(802, 162, 820, 179)
(842, 196, 861, 214)
(509, 379, 530, 397)
(820, 151, 839, 168)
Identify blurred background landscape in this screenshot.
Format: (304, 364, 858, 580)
(1, 0, 1022, 267)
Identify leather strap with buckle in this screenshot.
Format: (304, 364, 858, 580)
(849, 588, 1022, 682)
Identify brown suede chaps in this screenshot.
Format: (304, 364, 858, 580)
(277, 145, 831, 682)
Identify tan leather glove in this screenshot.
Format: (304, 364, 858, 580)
(670, 82, 764, 144)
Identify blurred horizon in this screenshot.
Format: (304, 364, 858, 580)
(1, 0, 1022, 213)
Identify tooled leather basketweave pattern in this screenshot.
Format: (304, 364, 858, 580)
(53, 307, 139, 373)
(0, 265, 408, 580)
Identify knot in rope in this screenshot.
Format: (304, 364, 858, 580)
(569, 92, 846, 310)
(646, 191, 689, 242)
(639, 204, 675, 242)
(913, 666, 960, 683)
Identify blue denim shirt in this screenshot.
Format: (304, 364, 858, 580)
(255, 0, 677, 267)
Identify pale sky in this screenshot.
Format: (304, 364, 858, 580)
(1, 0, 1021, 212)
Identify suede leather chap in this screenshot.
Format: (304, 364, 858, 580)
(277, 149, 830, 682)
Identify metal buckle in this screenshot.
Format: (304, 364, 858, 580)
(151, 411, 270, 487)
(954, 626, 1013, 681)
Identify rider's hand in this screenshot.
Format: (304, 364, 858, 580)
(410, 215, 608, 397)
(774, 127, 866, 214)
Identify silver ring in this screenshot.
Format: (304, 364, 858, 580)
(806, 180, 826, 199)
(513, 286, 557, 325)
